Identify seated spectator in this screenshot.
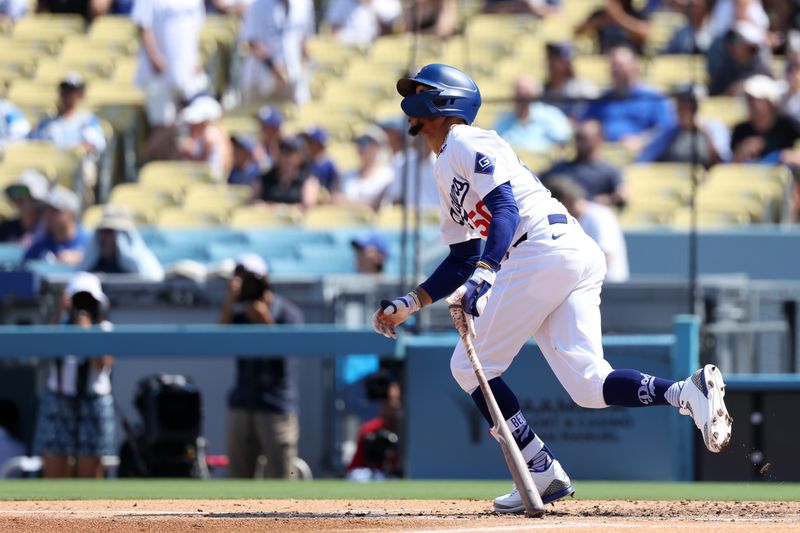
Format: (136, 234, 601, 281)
(252, 136, 320, 208)
(494, 75, 572, 154)
(228, 135, 261, 186)
(542, 42, 600, 119)
(340, 129, 394, 210)
(0, 97, 30, 152)
(36, 0, 108, 21)
(133, 0, 205, 129)
(482, 0, 558, 16)
(637, 85, 731, 166)
(379, 117, 439, 208)
(779, 52, 800, 123)
(254, 106, 283, 173)
(0, 170, 49, 245)
(347, 370, 403, 480)
(352, 233, 390, 274)
(583, 44, 676, 152)
(662, 0, 714, 54)
(79, 207, 164, 281)
(547, 176, 630, 282)
(542, 120, 628, 207)
(731, 75, 800, 163)
(23, 185, 89, 265)
(301, 126, 340, 194)
(0, 400, 24, 477)
(403, 0, 457, 38)
(325, 0, 401, 45)
(175, 96, 232, 180)
(574, 0, 651, 55)
(0, 0, 27, 22)
(240, 0, 313, 105)
(707, 21, 773, 96)
(33, 272, 114, 478)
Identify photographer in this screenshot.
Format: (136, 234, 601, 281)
(33, 272, 114, 478)
(221, 254, 303, 479)
(347, 369, 404, 480)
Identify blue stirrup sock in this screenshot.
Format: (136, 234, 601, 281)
(602, 369, 683, 408)
(471, 377, 553, 472)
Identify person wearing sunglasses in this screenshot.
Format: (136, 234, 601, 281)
(0, 170, 49, 246)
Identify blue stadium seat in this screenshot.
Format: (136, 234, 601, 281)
(0, 244, 24, 270)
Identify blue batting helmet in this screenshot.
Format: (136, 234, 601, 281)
(397, 64, 481, 125)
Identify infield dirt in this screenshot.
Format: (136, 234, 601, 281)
(0, 499, 798, 532)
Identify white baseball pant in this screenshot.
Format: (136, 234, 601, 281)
(450, 217, 613, 409)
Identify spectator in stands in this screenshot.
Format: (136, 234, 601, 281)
(0, 97, 30, 153)
(352, 233, 390, 274)
(207, 0, 253, 15)
(662, 0, 714, 54)
(779, 52, 800, 122)
(33, 272, 114, 478)
(36, 0, 109, 21)
(222, 253, 303, 479)
(542, 120, 628, 207)
(325, 0, 401, 45)
(0, 170, 49, 246)
(0, 400, 24, 477)
(731, 74, 800, 163)
(340, 128, 394, 211)
(253, 136, 320, 208)
(707, 0, 769, 42)
(347, 370, 403, 479)
(301, 126, 340, 195)
(548, 176, 630, 282)
(0, 0, 27, 21)
(79, 206, 164, 281)
(482, 0, 559, 16)
(254, 105, 283, 173)
(403, 0, 457, 38)
(228, 135, 261, 186)
(133, 0, 206, 128)
(23, 186, 89, 265)
(707, 21, 773, 96)
(494, 75, 572, 154)
(574, 0, 651, 55)
(240, 0, 313, 105)
(637, 85, 731, 166)
(175, 96, 232, 181)
(30, 73, 107, 200)
(542, 42, 600, 119)
(379, 117, 439, 208)
(583, 44, 676, 152)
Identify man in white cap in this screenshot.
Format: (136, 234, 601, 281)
(0, 170, 49, 245)
(78, 206, 164, 281)
(23, 185, 90, 265)
(220, 253, 304, 479)
(33, 271, 115, 478)
(731, 75, 800, 163)
(174, 96, 232, 180)
(707, 21, 773, 96)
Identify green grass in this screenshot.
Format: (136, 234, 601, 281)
(0, 480, 797, 501)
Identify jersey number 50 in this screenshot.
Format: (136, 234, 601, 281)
(468, 200, 492, 237)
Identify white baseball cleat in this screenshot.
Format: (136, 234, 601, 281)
(679, 364, 733, 453)
(492, 457, 574, 514)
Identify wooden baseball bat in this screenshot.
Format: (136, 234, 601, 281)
(449, 304, 545, 518)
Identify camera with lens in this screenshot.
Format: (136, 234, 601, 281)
(71, 291, 100, 321)
(234, 266, 269, 302)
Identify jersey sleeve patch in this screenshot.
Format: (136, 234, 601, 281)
(474, 152, 495, 176)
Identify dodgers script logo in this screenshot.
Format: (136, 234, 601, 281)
(449, 177, 469, 225)
(474, 152, 495, 175)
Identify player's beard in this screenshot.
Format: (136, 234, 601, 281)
(408, 123, 423, 136)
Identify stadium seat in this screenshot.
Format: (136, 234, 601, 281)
(303, 204, 373, 228)
(647, 11, 688, 53)
(616, 207, 670, 229)
(228, 204, 302, 229)
(34, 58, 114, 84)
(573, 55, 611, 88)
(88, 15, 137, 45)
(12, 15, 84, 47)
(671, 206, 750, 228)
(645, 55, 707, 92)
(110, 183, 178, 209)
(7, 80, 57, 110)
(3, 142, 82, 188)
(138, 161, 216, 187)
(699, 97, 747, 127)
(156, 207, 224, 229)
(375, 205, 440, 228)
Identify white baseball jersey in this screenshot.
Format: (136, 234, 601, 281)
(433, 124, 568, 247)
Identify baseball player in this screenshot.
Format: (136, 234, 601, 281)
(373, 64, 732, 513)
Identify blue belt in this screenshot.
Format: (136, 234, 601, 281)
(511, 214, 568, 248)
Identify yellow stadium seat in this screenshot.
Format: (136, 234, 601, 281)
(88, 15, 137, 45)
(699, 97, 747, 127)
(646, 55, 707, 92)
(516, 150, 552, 175)
(573, 55, 611, 88)
(647, 11, 688, 53)
(185, 183, 252, 202)
(326, 142, 360, 173)
(82, 202, 155, 227)
(671, 206, 750, 228)
(228, 204, 302, 229)
(7, 80, 57, 109)
(85, 81, 145, 106)
(219, 116, 259, 137)
(138, 161, 216, 187)
(706, 163, 792, 187)
(156, 207, 224, 229)
(12, 15, 84, 48)
(0, 197, 16, 220)
(617, 207, 670, 229)
(109, 183, 178, 209)
(3, 142, 81, 188)
(306, 35, 358, 74)
(303, 204, 373, 228)
(34, 58, 113, 84)
(375, 205, 439, 228)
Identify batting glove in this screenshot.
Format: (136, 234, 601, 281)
(372, 291, 421, 340)
(457, 265, 496, 317)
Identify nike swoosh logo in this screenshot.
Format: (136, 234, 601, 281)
(552, 234, 564, 240)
